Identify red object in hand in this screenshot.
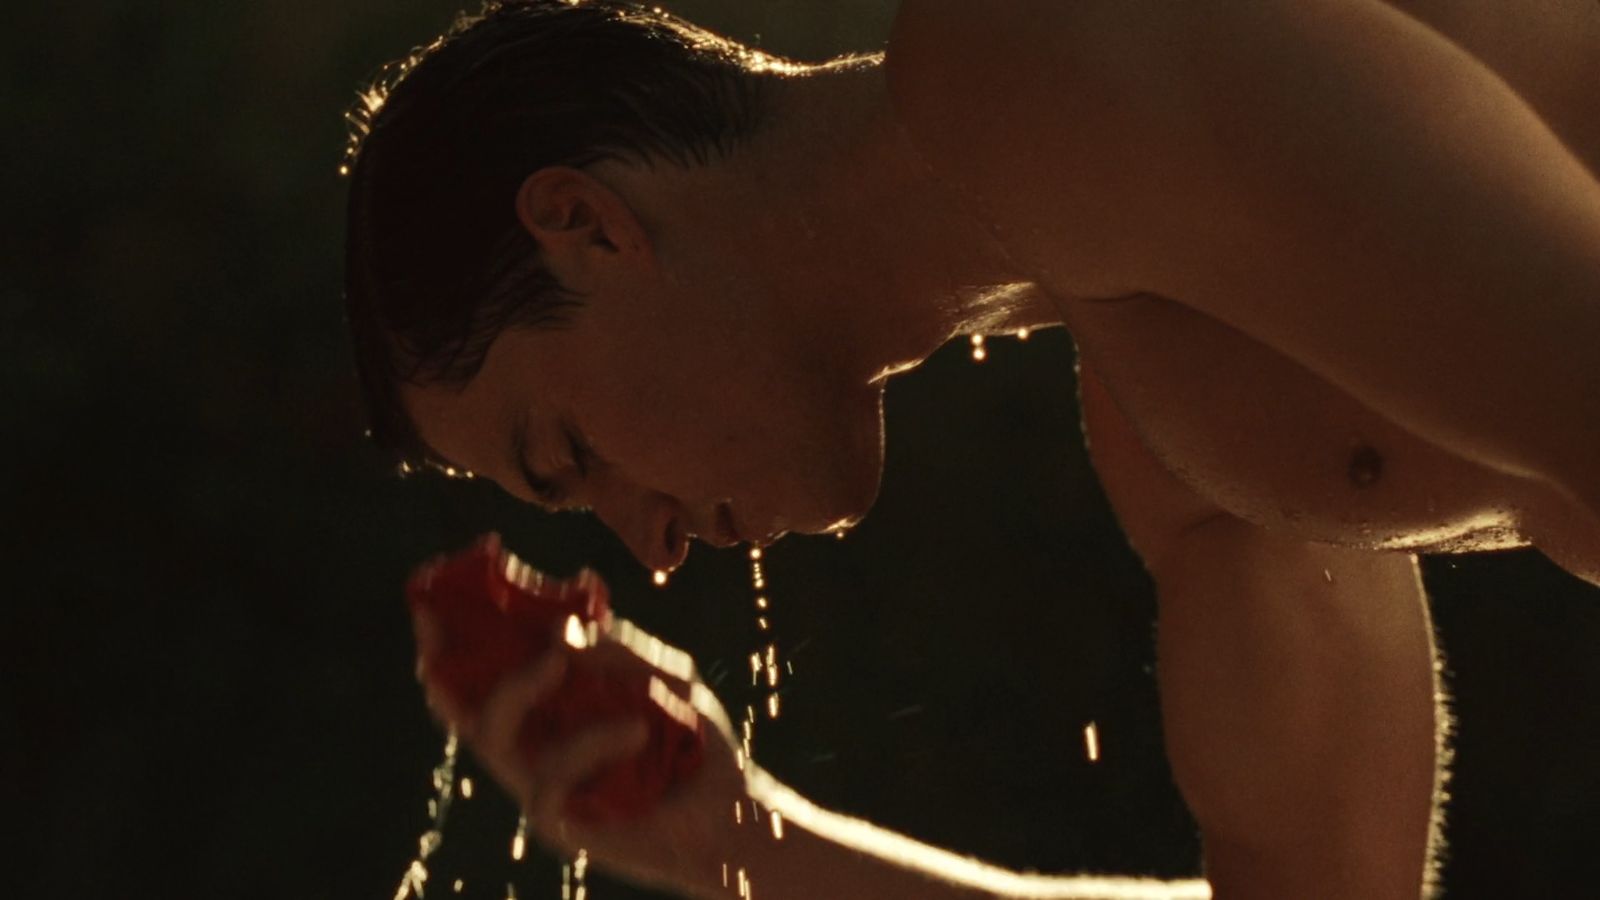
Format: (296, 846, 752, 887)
(407, 534, 704, 822)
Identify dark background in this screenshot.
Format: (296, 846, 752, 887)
(5, 1, 1597, 897)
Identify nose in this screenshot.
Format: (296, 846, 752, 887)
(591, 484, 689, 573)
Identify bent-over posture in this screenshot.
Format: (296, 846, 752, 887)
(345, 1, 1600, 897)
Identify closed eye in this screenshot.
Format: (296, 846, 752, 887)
(517, 456, 566, 507)
(511, 422, 567, 508)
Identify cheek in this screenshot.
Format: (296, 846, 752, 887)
(580, 379, 727, 497)
(582, 326, 872, 507)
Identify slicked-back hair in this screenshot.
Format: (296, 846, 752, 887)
(343, 0, 774, 473)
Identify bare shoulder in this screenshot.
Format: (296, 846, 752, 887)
(884, 0, 1179, 298)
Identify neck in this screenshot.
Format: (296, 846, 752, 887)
(593, 59, 1061, 388)
(720, 60, 1058, 382)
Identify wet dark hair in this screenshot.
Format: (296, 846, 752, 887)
(343, 0, 775, 472)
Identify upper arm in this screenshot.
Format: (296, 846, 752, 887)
(1074, 356, 1228, 572)
(1153, 517, 1443, 899)
(891, 0, 1600, 497)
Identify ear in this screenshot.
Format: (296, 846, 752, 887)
(514, 167, 650, 261)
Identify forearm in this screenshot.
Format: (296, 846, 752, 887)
(683, 768, 1211, 900)
(1150, 517, 1445, 900)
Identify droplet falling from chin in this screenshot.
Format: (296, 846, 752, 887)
(511, 815, 526, 861)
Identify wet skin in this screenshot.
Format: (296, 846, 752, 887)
(889, 0, 1600, 585)
(399, 3, 1600, 898)
(407, 0, 1600, 584)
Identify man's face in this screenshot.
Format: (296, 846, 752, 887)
(402, 256, 886, 572)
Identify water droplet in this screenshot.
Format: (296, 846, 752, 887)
(393, 735, 458, 900)
(1016, 328, 1031, 341)
(1323, 569, 1334, 584)
(563, 614, 588, 649)
(652, 569, 669, 587)
(770, 810, 785, 840)
(459, 777, 473, 799)
(511, 815, 527, 861)
(573, 848, 589, 898)
(1084, 721, 1100, 762)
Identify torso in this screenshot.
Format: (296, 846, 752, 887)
(1061, 0, 1600, 557)
(895, 0, 1600, 561)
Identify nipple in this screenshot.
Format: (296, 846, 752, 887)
(1347, 443, 1385, 488)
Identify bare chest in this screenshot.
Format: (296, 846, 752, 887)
(1050, 2, 1600, 553)
(1060, 291, 1530, 552)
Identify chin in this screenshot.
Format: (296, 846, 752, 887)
(790, 483, 876, 536)
(772, 386, 884, 536)
(803, 425, 884, 535)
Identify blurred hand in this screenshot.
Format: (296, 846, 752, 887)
(414, 607, 752, 897)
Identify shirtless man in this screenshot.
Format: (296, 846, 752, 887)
(344, 1, 1600, 897)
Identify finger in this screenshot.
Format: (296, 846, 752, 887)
(526, 716, 651, 823)
(411, 606, 438, 676)
(604, 618, 699, 684)
(476, 649, 571, 755)
(422, 681, 469, 734)
(579, 635, 698, 701)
